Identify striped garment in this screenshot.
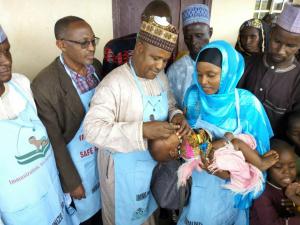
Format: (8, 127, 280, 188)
(61, 60, 99, 94)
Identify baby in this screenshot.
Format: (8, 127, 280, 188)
(149, 129, 279, 195)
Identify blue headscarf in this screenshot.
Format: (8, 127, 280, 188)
(184, 40, 272, 152)
(184, 40, 273, 208)
(193, 41, 244, 129)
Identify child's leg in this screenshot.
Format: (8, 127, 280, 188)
(231, 138, 279, 171)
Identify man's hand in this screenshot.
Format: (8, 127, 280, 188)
(171, 113, 192, 137)
(143, 121, 180, 140)
(70, 184, 86, 200)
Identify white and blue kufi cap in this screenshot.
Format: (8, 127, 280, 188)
(182, 4, 210, 27)
(0, 25, 7, 43)
(276, 3, 300, 34)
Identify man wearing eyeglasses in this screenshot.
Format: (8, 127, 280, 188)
(31, 16, 103, 225)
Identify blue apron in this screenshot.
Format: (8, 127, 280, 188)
(178, 90, 248, 225)
(112, 61, 168, 225)
(61, 56, 101, 222)
(0, 81, 78, 225)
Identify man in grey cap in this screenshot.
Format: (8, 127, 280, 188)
(167, 4, 212, 109)
(238, 3, 300, 141)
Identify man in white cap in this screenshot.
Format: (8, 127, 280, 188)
(239, 3, 300, 141)
(84, 16, 191, 225)
(167, 4, 213, 109)
(0, 25, 77, 225)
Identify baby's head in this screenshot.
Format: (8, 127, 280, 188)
(149, 134, 180, 162)
(287, 112, 300, 149)
(149, 129, 212, 162)
(268, 139, 297, 188)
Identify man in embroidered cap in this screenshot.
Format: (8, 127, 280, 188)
(0, 26, 76, 225)
(239, 3, 300, 142)
(102, 0, 172, 76)
(84, 16, 191, 225)
(167, 3, 213, 109)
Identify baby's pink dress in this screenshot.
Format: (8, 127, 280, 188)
(178, 133, 263, 196)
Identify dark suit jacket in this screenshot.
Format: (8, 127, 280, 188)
(31, 57, 103, 192)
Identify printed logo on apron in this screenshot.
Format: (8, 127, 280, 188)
(0, 81, 78, 225)
(15, 132, 50, 165)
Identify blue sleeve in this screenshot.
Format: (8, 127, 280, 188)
(183, 84, 201, 128)
(238, 89, 273, 155)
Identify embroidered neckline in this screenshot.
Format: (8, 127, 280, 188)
(263, 54, 297, 73)
(267, 181, 282, 190)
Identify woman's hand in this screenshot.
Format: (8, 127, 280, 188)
(211, 139, 227, 150)
(171, 113, 192, 137)
(209, 170, 230, 180)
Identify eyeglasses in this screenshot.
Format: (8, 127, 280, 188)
(62, 37, 100, 49)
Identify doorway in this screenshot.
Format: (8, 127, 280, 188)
(112, 0, 212, 52)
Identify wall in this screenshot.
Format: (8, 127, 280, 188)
(1, 0, 258, 79)
(210, 0, 256, 45)
(0, 0, 113, 80)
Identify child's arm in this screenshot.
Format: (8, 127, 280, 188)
(252, 193, 300, 225)
(223, 132, 261, 165)
(285, 182, 300, 206)
(231, 138, 261, 166)
(231, 138, 279, 171)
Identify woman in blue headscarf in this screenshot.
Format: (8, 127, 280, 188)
(177, 40, 273, 225)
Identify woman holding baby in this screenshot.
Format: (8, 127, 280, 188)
(176, 40, 274, 225)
